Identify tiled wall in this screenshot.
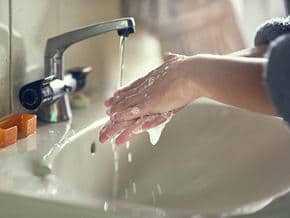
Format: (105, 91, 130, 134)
(0, 0, 163, 118)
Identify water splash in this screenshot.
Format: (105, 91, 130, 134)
(128, 152, 132, 163)
(152, 190, 156, 204)
(39, 117, 108, 176)
(111, 140, 120, 201)
(147, 112, 173, 145)
(124, 188, 129, 200)
(132, 181, 137, 194)
(156, 184, 162, 195)
(104, 201, 109, 212)
(125, 141, 130, 149)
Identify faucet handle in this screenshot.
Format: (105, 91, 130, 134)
(66, 66, 92, 91)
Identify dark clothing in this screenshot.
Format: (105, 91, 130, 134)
(255, 17, 290, 46)
(254, 17, 290, 124)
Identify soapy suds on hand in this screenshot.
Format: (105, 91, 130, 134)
(146, 112, 173, 145)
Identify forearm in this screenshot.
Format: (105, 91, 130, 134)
(229, 44, 269, 58)
(187, 54, 276, 115)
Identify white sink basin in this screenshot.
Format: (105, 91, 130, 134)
(51, 99, 290, 217)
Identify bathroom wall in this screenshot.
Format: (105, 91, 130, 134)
(0, 0, 10, 116)
(10, 0, 122, 112)
(8, 0, 163, 114)
(3, 0, 279, 118)
(232, 0, 286, 46)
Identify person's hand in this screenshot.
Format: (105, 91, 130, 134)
(99, 113, 172, 145)
(99, 53, 200, 145)
(105, 53, 198, 121)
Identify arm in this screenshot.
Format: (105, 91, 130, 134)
(100, 53, 275, 145)
(229, 44, 269, 58)
(186, 54, 275, 115)
(100, 16, 290, 145)
(108, 54, 275, 119)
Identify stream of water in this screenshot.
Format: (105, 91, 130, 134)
(119, 36, 126, 88)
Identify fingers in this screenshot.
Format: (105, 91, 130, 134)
(99, 119, 135, 143)
(109, 93, 144, 115)
(114, 119, 143, 145)
(163, 52, 178, 61)
(141, 114, 168, 130)
(115, 115, 168, 145)
(113, 77, 145, 96)
(99, 114, 169, 145)
(111, 102, 151, 122)
(104, 78, 145, 107)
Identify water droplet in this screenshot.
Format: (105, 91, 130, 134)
(124, 188, 129, 199)
(152, 190, 156, 204)
(114, 160, 119, 172)
(156, 184, 162, 195)
(131, 107, 140, 115)
(128, 152, 132, 163)
(125, 141, 130, 149)
(148, 77, 155, 86)
(191, 215, 203, 218)
(114, 151, 119, 160)
(48, 130, 54, 134)
(111, 141, 119, 172)
(161, 71, 167, 77)
(90, 142, 96, 155)
(132, 182, 137, 194)
(104, 201, 109, 211)
(164, 66, 169, 70)
(147, 112, 173, 145)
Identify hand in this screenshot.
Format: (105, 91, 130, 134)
(105, 53, 197, 121)
(99, 113, 172, 145)
(99, 53, 199, 145)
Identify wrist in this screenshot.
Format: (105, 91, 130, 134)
(182, 54, 211, 100)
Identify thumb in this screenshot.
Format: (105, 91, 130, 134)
(163, 52, 179, 61)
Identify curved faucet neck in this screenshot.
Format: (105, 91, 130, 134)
(44, 17, 136, 79)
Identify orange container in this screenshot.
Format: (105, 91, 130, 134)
(0, 113, 37, 148)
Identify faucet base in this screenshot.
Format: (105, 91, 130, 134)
(37, 95, 72, 123)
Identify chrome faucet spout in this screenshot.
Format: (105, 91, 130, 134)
(44, 17, 135, 79)
(19, 17, 135, 123)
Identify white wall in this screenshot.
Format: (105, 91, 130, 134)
(231, 0, 286, 46)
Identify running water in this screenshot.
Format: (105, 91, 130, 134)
(111, 140, 119, 201)
(118, 35, 170, 146)
(119, 36, 126, 88)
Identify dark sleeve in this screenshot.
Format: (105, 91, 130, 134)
(265, 34, 290, 125)
(255, 16, 290, 46)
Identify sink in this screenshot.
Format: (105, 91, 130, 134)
(51, 98, 290, 217)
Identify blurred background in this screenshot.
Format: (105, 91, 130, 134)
(0, 0, 287, 117)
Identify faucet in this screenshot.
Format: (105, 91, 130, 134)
(19, 17, 135, 122)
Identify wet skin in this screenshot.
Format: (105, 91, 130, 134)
(100, 46, 275, 145)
